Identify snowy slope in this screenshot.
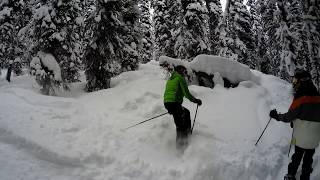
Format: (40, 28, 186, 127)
(0, 62, 319, 180)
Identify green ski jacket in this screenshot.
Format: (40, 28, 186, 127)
(164, 71, 196, 103)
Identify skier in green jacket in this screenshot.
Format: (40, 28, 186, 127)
(163, 65, 202, 148)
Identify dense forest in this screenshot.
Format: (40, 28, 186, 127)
(0, 0, 319, 94)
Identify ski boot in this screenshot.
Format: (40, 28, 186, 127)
(176, 130, 189, 151)
(300, 167, 312, 180)
(284, 174, 296, 180)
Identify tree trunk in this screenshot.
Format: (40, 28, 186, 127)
(6, 64, 12, 82)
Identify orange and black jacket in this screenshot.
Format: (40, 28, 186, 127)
(278, 96, 320, 123)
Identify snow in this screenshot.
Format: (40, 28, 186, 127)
(14, 57, 21, 63)
(94, 13, 101, 22)
(191, 55, 255, 84)
(34, 5, 51, 21)
(0, 62, 319, 180)
(159, 56, 188, 68)
(220, 0, 226, 11)
(37, 51, 62, 81)
(210, 2, 221, 13)
(75, 16, 85, 26)
(187, 2, 208, 13)
(0, 69, 8, 80)
(213, 72, 224, 86)
(51, 32, 65, 41)
(160, 54, 260, 84)
(0, 6, 12, 20)
(0, 0, 9, 7)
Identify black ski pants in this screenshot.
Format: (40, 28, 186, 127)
(288, 146, 315, 180)
(164, 102, 191, 133)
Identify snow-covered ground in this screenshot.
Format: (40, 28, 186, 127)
(0, 62, 319, 180)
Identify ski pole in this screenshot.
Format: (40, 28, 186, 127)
(122, 112, 169, 131)
(255, 117, 272, 146)
(191, 104, 199, 134)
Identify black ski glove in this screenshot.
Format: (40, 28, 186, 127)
(195, 98, 202, 106)
(269, 109, 279, 121)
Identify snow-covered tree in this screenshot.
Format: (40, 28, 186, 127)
(30, 51, 62, 95)
(53, 0, 83, 83)
(78, 0, 95, 61)
(221, 0, 255, 67)
(299, 0, 320, 89)
(84, 0, 140, 92)
(19, 0, 83, 94)
(0, 0, 31, 75)
(205, 0, 222, 54)
(26, 0, 83, 84)
(247, 0, 269, 73)
(174, 0, 209, 60)
(153, 0, 180, 60)
(120, 0, 140, 71)
(258, 0, 281, 75)
(153, 0, 167, 60)
(256, 0, 320, 86)
(217, 0, 235, 59)
(138, 0, 153, 63)
(274, 0, 299, 79)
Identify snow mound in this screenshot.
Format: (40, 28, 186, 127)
(159, 56, 190, 69)
(31, 51, 62, 81)
(190, 54, 257, 84)
(160, 54, 260, 84)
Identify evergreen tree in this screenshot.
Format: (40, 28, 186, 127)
(153, 0, 167, 60)
(275, 0, 299, 79)
(121, 0, 140, 71)
(153, 0, 179, 59)
(84, 0, 140, 92)
(53, 0, 83, 83)
(299, 0, 320, 89)
(258, 0, 319, 85)
(217, 0, 234, 60)
(247, 0, 269, 73)
(0, 0, 31, 75)
(259, 0, 281, 75)
(79, 0, 96, 60)
(29, 0, 82, 83)
(223, 0, 255, 67)
(205, 0, 222, 55)
(175, 0, 209, 60)
(19, 0, 83, 94)
(138, 0, 153, 63)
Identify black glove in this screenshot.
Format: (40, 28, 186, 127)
(269, 109, 279, 120)
(195, 98, 202, 106)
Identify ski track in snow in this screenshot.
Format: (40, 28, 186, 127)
(0, 63, 319, 180)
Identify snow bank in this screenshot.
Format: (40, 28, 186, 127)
(159, 55, 193, 76)
(0, 69, 8, 82)
(0, 62, 319, 180)
(190, 54, 256, 83)
(159, 55, 189, 69)
(160, 54, 260, 84)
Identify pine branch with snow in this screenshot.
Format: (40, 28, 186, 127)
(138, 0, 153, 63)
(174, 0, 209, 60)
(0, 0, 31, 75)
(83, 0, 140, 92)
(205, 0, 222, 55)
